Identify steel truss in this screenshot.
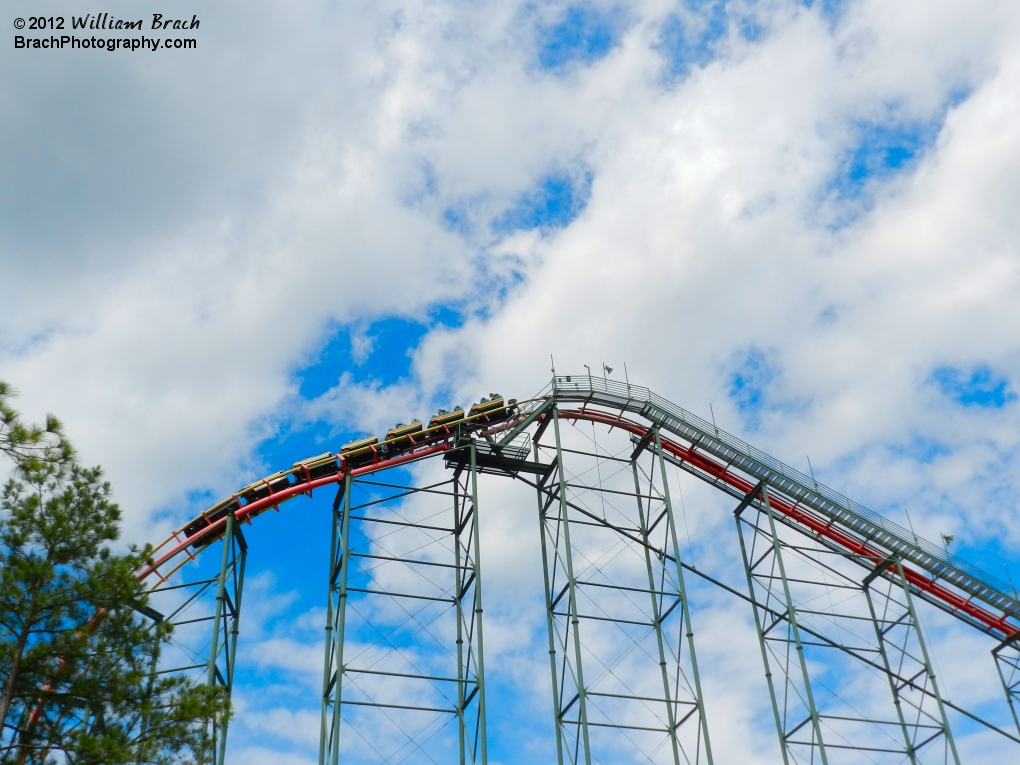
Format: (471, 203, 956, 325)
(994, 636, 1020, 737)
(145, 510, 246, 765)
(319, 450, 488, 765)
(735, 482, 958, 764)
(532, 405, 712, 765)
(140, 373, 1020, 763)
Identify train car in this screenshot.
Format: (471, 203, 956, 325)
(383, 419, 424, 456)
(386, 419, 422, 441)
(183, 498, 239, 541)
(472, 394, 519, 423)
(292, 452, 342, 484)
(239, 470, 293, 504)
(468, 394, 518, 423)
(182, 392, 517, 545)
(341, 435, 380, 468)
(428, 406, 465, 428)
(342, 435, 379, 451)
(184, 468, 291, 542)
(469, 394, 503, 416)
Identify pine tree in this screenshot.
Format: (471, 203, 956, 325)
(0, 382, 73, 475)
(0, 383, 227, 763)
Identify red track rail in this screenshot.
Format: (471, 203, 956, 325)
(138, 443, 452, 582)
(139, 402, 1018, 640)
(557, 407, 1019, 639)
(31, 396, 1005, 760)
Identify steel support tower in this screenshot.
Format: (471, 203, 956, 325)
(136, 374, 1020, 764)
(531, 407, 712, 765)
(735, 483, 957, 763)
(145, 510, 246, 765)
(319, 452, 488, 764)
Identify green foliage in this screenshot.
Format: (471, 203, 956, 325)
(0, 383, 73, 477)
(0, 383, 228, 763)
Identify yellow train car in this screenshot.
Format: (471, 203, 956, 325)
(429, 406, 465, 428)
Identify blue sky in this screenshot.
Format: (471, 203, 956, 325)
(4, 0, 1020, 762)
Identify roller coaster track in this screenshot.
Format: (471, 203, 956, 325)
(136, 375, 1020, 764)
(143, 375, 1020, 640)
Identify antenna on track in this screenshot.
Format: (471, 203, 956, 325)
(806, 455, 818, 490)
(1006, 564, 1018, 599)
(904, 508, 919, 546)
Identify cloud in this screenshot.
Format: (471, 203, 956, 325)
(226, 746, 317, 765)
(5, 0, 1020, 761)
(235, 707, 321, 749)
(726, 345, 802, 429)
(399, 0, 1020, 547)
(248, 637, 324, 682)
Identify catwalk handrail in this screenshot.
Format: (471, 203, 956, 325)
(548, 374, 1020, 621)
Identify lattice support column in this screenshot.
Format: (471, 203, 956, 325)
(318, 463, 488, 764)
(142, 513, 246, 765)
(630, 428, 713, 764)
(533, 407, 714, 764)
(203, 510, 247, 765)
(320, 475, 352, 765)
(536, 406, 593, 765)
(735, 483, 827, 765)
(863, 559, 960, 764)
(993, 636, 1020, 737)
(453, 445, 489, 765)
(24, 516, 246, 765)
(132, 615, 164, 765)
(202, 512, 244, 765)
(735, 481, 964, 764)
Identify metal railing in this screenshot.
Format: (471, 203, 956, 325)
(546, 374, 1020, 621)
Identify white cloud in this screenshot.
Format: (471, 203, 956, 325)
(403, 0, 1020, 546)
(5, 0, 1020, 761)
(226, 745, 317, 765)
(248, 637, 324, 682)
(236, 706, 321, 749)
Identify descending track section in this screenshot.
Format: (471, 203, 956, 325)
(536, 377, 1020, 640)
(139, 395, 520, 584)
(141, 376, 1020, 765)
